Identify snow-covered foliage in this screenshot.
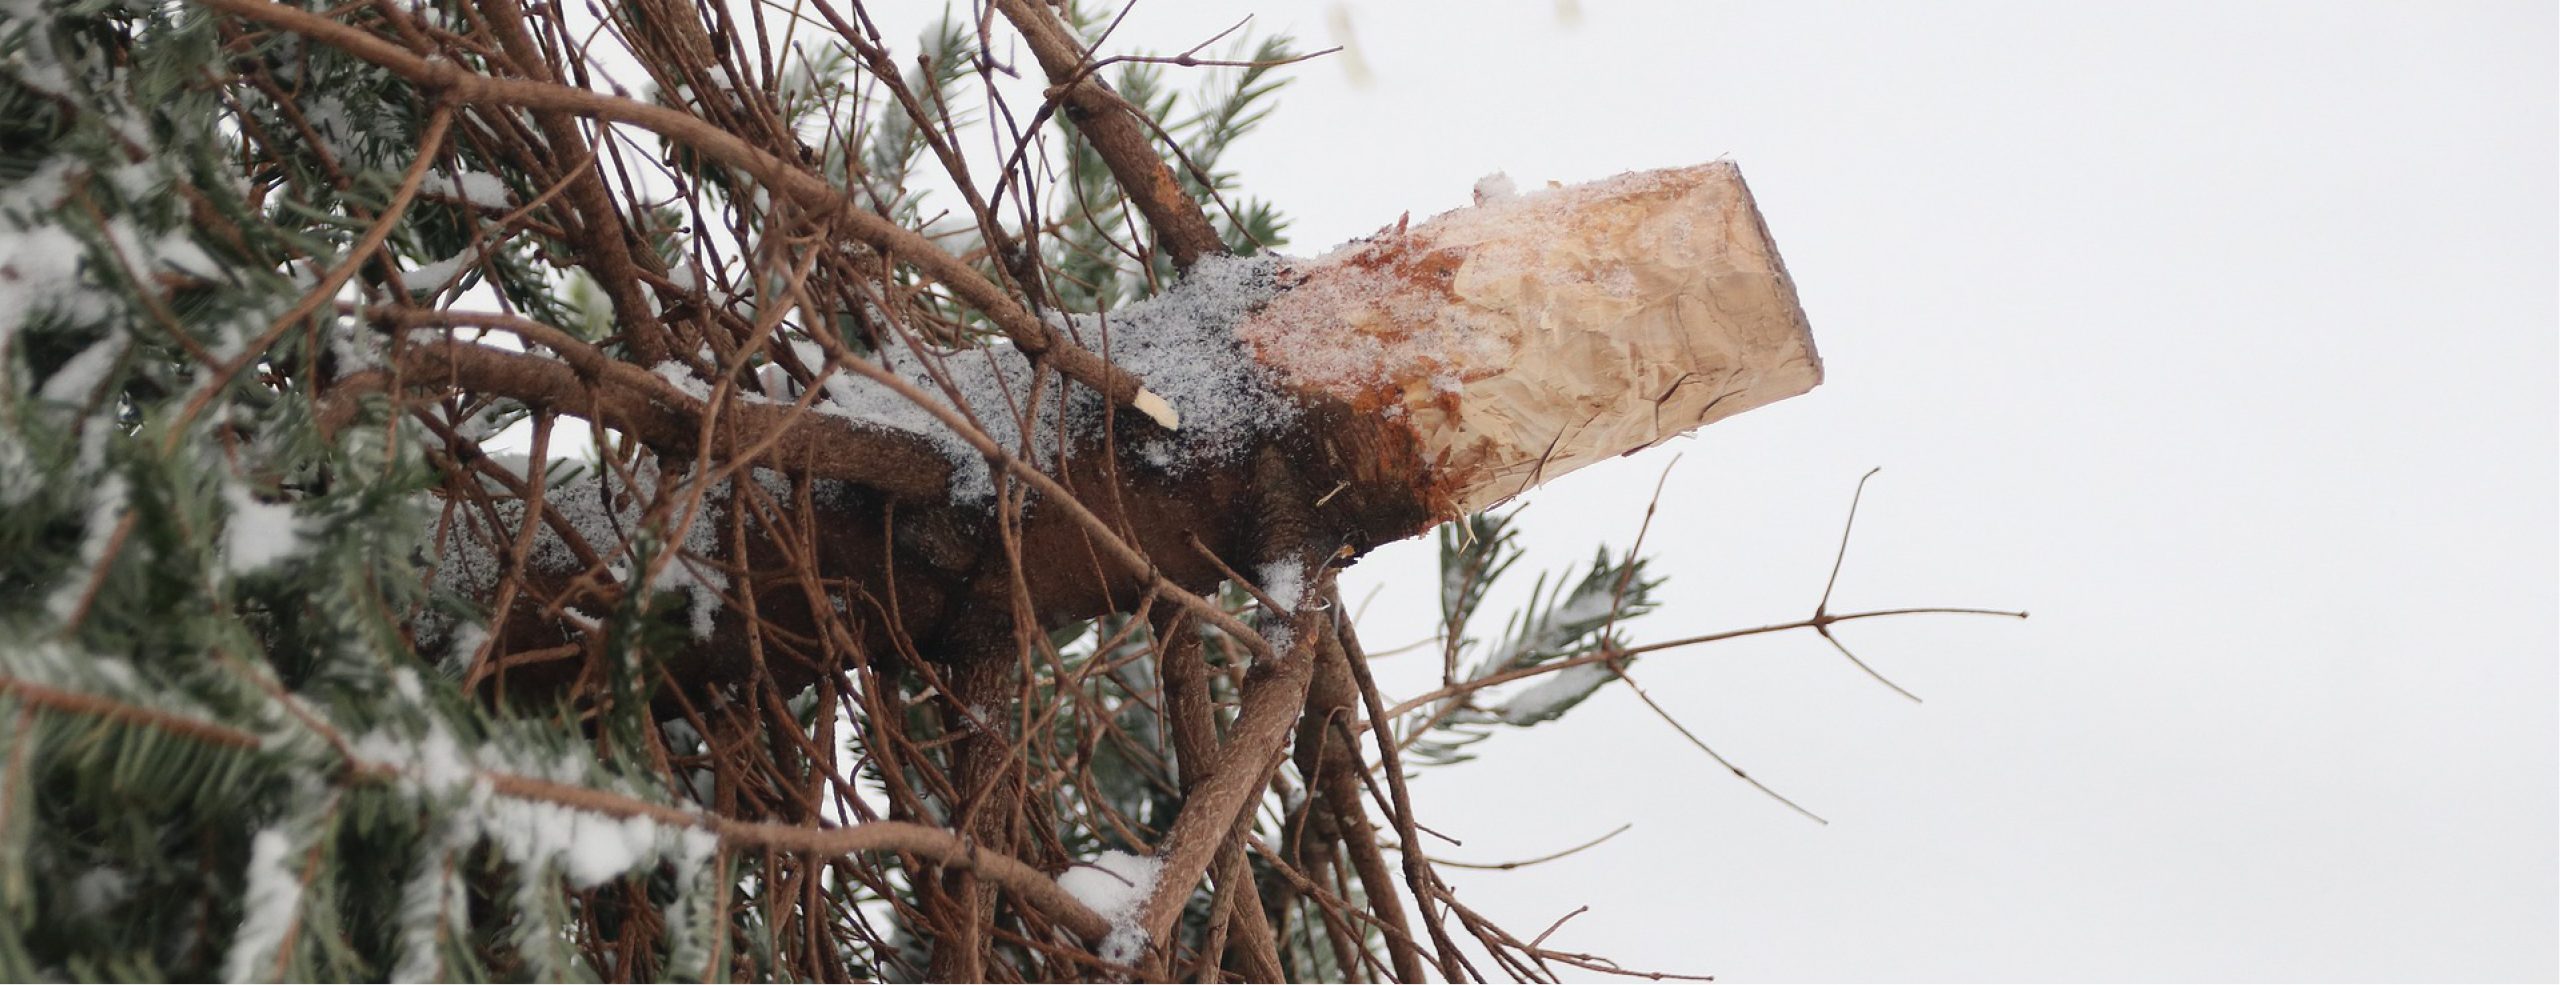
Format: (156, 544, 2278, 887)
(0, 6, 730, 979)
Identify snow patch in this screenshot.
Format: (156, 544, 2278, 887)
(1258, 558, 1303, 613)
(45, 475, 126, 620)
(805, 253, 1298, 503)
(223, 481, 309, 573)
(389, 825, 466, 984)
(652, 361, 710, 400)
(223, 828, 305, 983)
(434, 457, 726, 641)
(406, 252, 475, 293)
(1058, 849, 1160, 965)
(647, 554, 729, 641)
(34, 338, 119, 405)
(67, 866, 131, 919)
(436, 169, 511, 211)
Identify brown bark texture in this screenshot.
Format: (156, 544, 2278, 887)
(194, 0, 1821, 978)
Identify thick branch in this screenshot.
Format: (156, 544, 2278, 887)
(1304, 629, 1428, 982)
(475, 0, 677, 367)
(399, 339, 951, 501)
(1153, 610, 1286, 981)
(1135, 567, 1337, 949)
(994, 0, 1229, 270)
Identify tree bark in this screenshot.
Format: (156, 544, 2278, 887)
(450, 162, 1819, 708)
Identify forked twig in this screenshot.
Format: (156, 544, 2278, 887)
(1816, 468, 1925, 702)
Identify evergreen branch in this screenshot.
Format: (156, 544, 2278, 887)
(0, 674, 1119, 942)
(160, 106, 454, 451)
(1376, 605, 2029, 728)
(0, 677, 263, 749)
(195, 0, 1172, 425)
(994, 0, 1228, 271)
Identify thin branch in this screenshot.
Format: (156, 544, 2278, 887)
(1377, 605, 2029, 726)
(992, 0, 1227, 271)
(197, 0, 1169, 422)
(1814, 467, 1923, 702)
(1421, 823, 1632, 872)
(162, 106, 454, 447)
(1603, 657, 1828, 825)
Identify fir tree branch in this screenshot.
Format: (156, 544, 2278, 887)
(194, 0, 1169, 424)
(0, 675, 1118, 943)
(473, 0, 679, 368)
(0, 678, 264, 749)
(993, 0, 1229, 271)
(1376, 605, 2030, 728)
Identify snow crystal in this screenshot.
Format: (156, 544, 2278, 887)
(438, 620, 488, 673)
(1057, 850, 1160, 965)
(646, 554, 729, 641)
(747, 465, 794, 504)
(1258, 558, 1303, 614)
(475, 794, 650, 890)
(1100, 927, 1148, 966)
(406, 252, 474, 293)
(34, 338, 119, 406)
(437, 170, 512, 211)
(806, 253, 1299, 503)
(223, 481, 308, 573)
(44, 475, 126, 620)
(223, 827, 305, 984)
(352, 717, 476, 798)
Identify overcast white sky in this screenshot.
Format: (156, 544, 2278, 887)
(1063, 2, 2557, 980)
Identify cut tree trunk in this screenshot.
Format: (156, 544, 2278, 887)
(1241, 162, 1823, 518)
(443, 161, 1819, 699)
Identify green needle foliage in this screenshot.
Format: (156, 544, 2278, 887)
(0, 0, 1719, 980)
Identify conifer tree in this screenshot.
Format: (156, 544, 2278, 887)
(0, 1, 2013, 980)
